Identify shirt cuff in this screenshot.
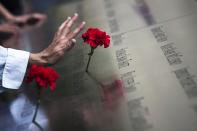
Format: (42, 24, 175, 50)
(0, 46, 8, 65)
(2, 48, 30, 89)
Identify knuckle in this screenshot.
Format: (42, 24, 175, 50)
(56, 37, 66, 44)
(60, 39, 69, 45)
(53, 48, 60, 53)
(65, 24, 70, 28)
(60, 36, 65, 39)
(58, 51, 64, 56)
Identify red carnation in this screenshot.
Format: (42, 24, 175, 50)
(82, 28, 111, 72)
(82, 28, 110, 48)
(27, 65, 59, 130)
(26, 65, 59, 91)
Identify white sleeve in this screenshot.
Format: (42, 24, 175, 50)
(2, 48, 30, 89)
(0, 46, 8, 92)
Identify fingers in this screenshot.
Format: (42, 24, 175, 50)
(0, 24, 19, 34)
(53, 13, 85, 52)
(68, 21, 86, 39)
(61, 13, 78, 36)
(67, 13, 78, 28)
(59, 17, 71, 31)
(57, 17, 71, 36)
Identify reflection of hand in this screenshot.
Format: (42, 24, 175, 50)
(26, 13, 47, 27)
(0, 23, 19, 42)
(29, 13, 86, 65)
(8, 13, 47, 27)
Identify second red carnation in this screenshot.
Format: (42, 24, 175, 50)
(26, 65, 59, 91)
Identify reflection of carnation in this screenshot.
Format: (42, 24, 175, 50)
(26, 65, 59, 91)
(82, 28, 110, 48)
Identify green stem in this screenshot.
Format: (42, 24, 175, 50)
(32, 87, 44, 131)
(86, 47, 94, 72)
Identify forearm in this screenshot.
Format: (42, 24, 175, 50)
(0, 3, 14, 21)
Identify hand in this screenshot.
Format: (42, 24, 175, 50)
(8, 13, 47, 27)
(29, 13, 86, 65)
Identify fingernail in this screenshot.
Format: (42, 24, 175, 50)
(72, 39, 76, 43)
(74, 13, 78, 16)
(82, 21, 86, 25)
(68, 17, 71, 20)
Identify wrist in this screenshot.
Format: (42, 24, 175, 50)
(29, 53, 47, 65)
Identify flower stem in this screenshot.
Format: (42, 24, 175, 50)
(86, 55, 92, 72)
(32, 87, 44, 131)
(86, 47, 94, 72)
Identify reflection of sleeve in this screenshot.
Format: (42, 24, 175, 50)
(0, 46, 29, 92)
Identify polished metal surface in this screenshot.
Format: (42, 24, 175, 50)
(1, 0, 197, 131)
